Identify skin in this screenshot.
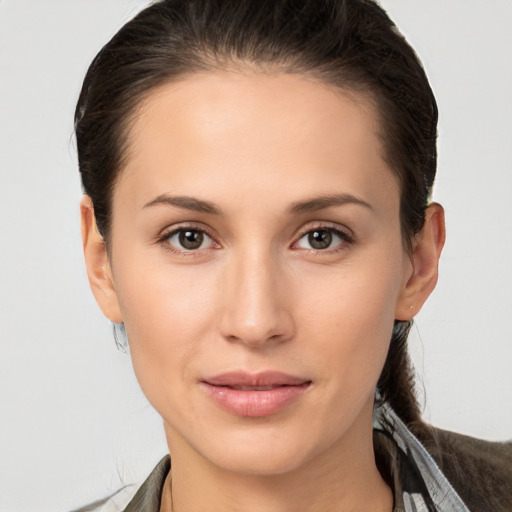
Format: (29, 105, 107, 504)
(81, 70, 445, 512)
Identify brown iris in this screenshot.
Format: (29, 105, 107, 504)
(179, 230, 204, 250)
(308, 230, 333, 249)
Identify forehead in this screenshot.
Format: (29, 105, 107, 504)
(117, 70, 398, 213)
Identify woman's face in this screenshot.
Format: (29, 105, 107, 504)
(92, 71, 418, 475)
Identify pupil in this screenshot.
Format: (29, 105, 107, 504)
(309, 230, 332, 249)
(179, 230, 203, 249)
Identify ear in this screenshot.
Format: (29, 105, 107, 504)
(80, 195, 123, 323)
(395, 203, 446, 321)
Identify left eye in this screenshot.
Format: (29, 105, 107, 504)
(166, 229, 214, 251)
(296, 228, 348, 250)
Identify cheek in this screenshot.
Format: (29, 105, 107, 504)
(112, 253, 221, 401)
(294, 250, 404, 381)
(115, 243, 222, 329)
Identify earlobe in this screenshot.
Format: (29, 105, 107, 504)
(395, 203, 446, 320)
(80, 195, 123, 323)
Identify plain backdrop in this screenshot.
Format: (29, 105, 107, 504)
(1, 1, 511, 511)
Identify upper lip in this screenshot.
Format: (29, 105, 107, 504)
(202, 371, 310, 387)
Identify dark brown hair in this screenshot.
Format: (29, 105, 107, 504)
(75, 0, 438, 440)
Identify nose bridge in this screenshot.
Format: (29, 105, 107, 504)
(220, 244, 292, 346)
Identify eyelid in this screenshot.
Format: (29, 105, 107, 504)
(291, 222, 355, 251)
(154, 221, 354, 254)
(156, 222, 220, 253)
(157, 221, 214, 239)
(295, 221, 354, 239)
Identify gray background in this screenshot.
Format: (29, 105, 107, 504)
(1, 1, 511, 511)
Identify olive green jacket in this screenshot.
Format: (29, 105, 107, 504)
(372, 428, 512, 511)
(73, 407, 512, 512)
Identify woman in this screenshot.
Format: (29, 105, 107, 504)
(75, 0, 512, 511)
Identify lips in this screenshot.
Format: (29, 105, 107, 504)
(224, 385, 282, 391)
(200, 371, 311, 417)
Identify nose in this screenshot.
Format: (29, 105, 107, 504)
(218, 249, 295, 348)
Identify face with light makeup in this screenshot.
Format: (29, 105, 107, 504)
(82, 70, 444, 476)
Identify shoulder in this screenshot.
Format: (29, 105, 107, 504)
(71, 455, 170, 512)
(70, 486, 139, 512)
(70, 487, 138, 512)
(424, 427, 512, 512)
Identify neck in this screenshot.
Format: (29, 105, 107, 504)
(161, 407, 393, 512)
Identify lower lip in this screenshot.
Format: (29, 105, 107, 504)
(201, 382, 311, 417)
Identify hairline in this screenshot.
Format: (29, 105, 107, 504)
(105, 62, 410, 251)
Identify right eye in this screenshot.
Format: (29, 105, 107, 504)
(165, 228, 215, 252)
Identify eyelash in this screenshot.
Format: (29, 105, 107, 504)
(156, 223, 355, 255)
(293, 224, 355, 253)
(156, 224, 218, 257)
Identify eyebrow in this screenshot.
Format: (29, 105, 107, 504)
(288, 193, 373, 215)
(143, 194, 222, 215)
(142, 192, 372, 216)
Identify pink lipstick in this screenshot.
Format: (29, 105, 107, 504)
(200, 371, 311, 417)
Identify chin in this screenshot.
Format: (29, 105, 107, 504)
(164, 384, 376, 477)
(188, 419, 340, 477)
(206, 440, 314, 476)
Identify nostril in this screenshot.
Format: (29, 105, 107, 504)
(218, 268, 295, 345)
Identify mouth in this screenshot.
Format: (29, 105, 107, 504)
(200, 371, 312, 417)
(222, 385, 287, 391)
